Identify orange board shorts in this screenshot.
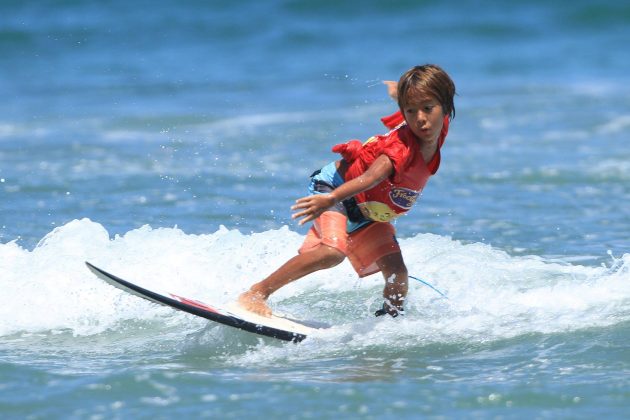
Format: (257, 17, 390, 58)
(298, 211, 400, 277)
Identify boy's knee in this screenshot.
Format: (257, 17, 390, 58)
(317, 245, 345, 268)
(377, 252, 407, 275)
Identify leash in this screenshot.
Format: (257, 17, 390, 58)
(409, 275, 449, 299)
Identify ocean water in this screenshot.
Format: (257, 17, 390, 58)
(1, 0, 629, 418)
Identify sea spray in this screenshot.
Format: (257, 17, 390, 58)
(2, 219, 627, 350)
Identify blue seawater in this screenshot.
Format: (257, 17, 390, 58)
(1, 0, 628, 418)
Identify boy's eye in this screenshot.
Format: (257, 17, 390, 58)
(405, 104, 436, 114)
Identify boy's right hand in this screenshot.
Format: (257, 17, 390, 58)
(291, 194, 336, 225)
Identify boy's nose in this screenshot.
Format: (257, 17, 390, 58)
(416, 111, 427, 124)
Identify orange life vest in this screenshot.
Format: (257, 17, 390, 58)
(332, 111, 449, 222)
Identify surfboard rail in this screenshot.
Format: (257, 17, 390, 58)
(85, 262, 327, 342)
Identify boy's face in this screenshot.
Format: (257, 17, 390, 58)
(401, 96, 445, 143)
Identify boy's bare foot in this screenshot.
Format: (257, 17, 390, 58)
(237, 290, 272, 317)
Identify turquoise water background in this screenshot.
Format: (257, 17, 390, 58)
(1, 0, 628, 418)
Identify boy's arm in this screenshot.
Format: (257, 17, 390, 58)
(291, 155, 394, 225)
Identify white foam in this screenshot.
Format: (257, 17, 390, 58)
(0, 123, 19, 138)
(597, 114, 630, 134)
(0, 219, 628, 352)
(587, 158, 630, 180)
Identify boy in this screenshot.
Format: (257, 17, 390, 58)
(238, 64, 456, 318)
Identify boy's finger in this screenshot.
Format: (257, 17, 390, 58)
(291, 210, 306, 219)
(298, 215, 315, 225)
(291, 198, 314, 210)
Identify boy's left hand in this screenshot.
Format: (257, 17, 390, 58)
(383, 80, 398, 100)
(291, 194, 336, 225)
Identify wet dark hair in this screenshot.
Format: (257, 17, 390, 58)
(397, 64, 456, 120)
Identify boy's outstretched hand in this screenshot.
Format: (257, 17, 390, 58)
(383, 80, 398, 100)
(291, 194, 336, 225)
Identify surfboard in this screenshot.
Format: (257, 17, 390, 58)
(85, 262, 329, 342)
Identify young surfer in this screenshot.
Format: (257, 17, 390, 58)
(238, 64, 456, 318)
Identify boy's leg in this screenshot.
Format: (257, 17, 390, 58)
(375, 251, 408, 316)
(238, 244, 345, 316)
(239, 209, 348, 317)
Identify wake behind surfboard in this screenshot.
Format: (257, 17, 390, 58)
(85, 262, 329, 342)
